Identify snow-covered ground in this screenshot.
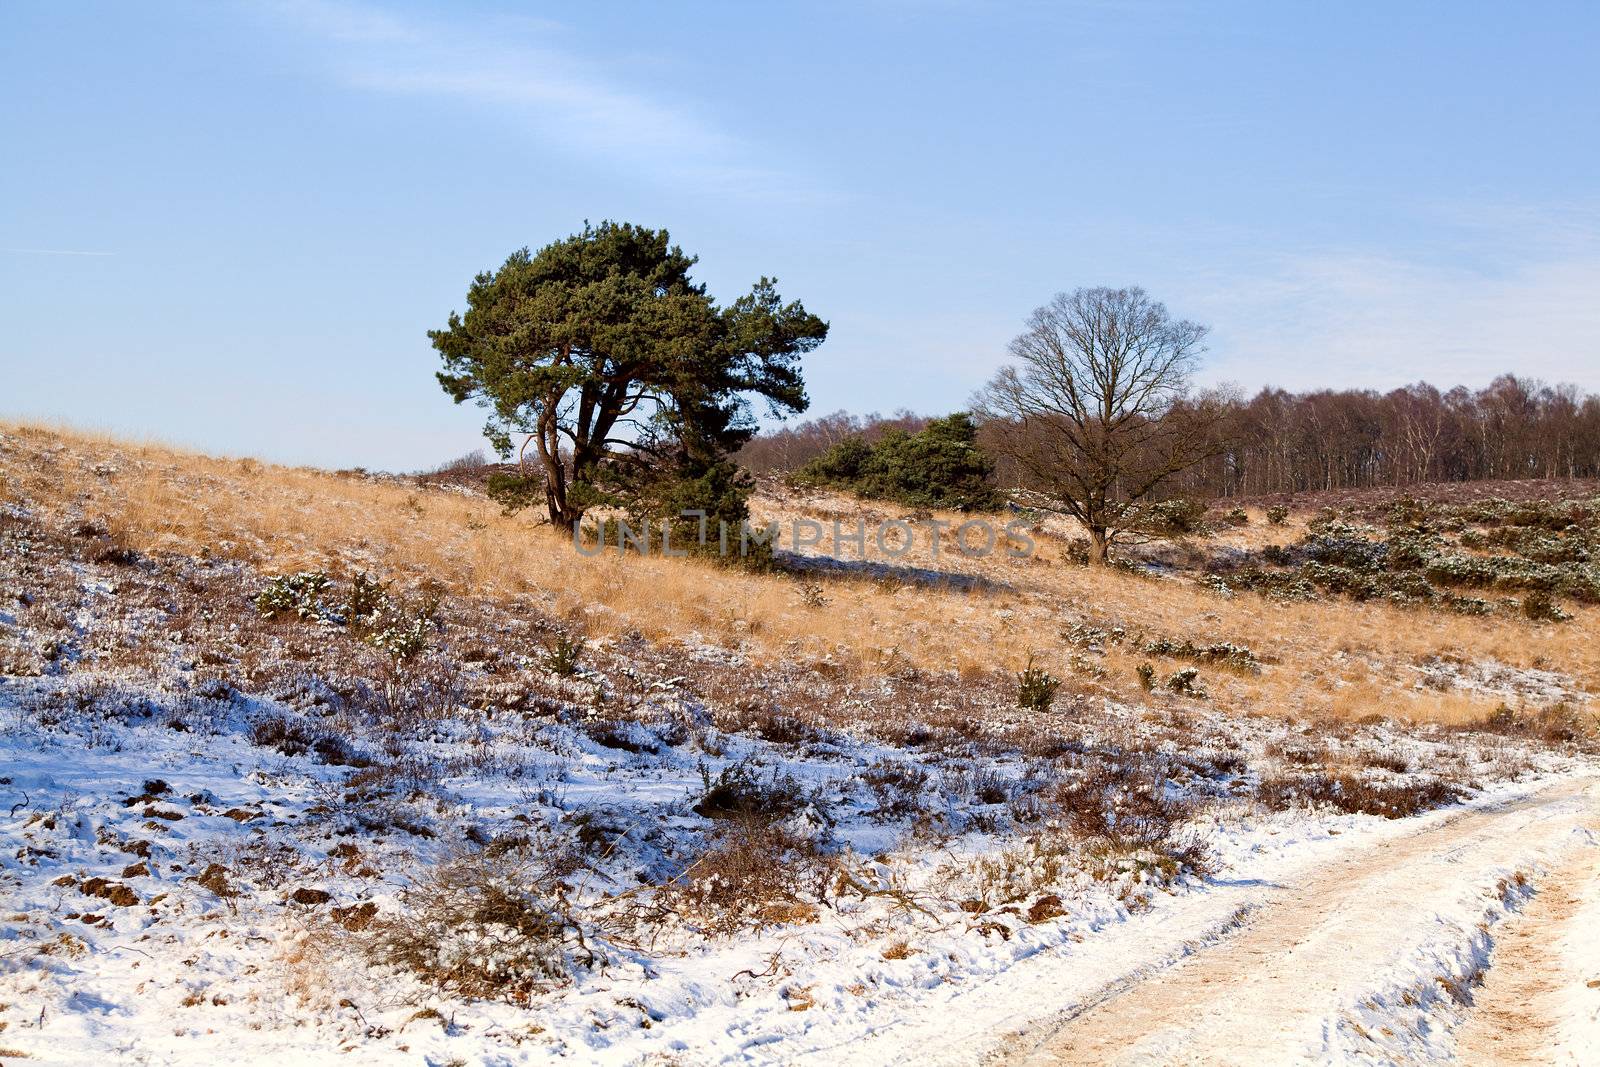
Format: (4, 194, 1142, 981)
(2, 669, 1595, 1065)
(1, 478, 1597, 1065)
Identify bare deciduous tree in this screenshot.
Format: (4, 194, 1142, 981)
(975, 286, 1220, 564)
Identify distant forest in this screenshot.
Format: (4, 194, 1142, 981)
(740, 374, 1600, 499)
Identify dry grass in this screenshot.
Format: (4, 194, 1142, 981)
(3, 420, 1596, 728)
(650, 819, 835, 937)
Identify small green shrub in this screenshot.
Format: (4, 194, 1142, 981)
(255, 572, 332, 620)
(257, 571, 437, 659)
(795, 580, 829, 608)
(1063, 623, 1128, 651)
(1016, 656, 1061, 711)
(1137, 498, 1209, 536)
(366, 615, 431, 661)
(1520, 590, 1572, 623)
(541, 633, 585, 676)
(1135, 662, 1156, 691)
(354, 582, 441, 662)
(1164, 667, 1205, 698)
(1266, 504, 1289, 526)
(1143, 637, 1264, 674)
(346, 571, 389, 624)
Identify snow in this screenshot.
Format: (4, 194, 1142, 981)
(2, 673, 1593, 1065)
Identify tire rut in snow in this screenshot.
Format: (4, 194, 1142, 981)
(1000, 775, 1600, 1067)
(1450, 816, 1600, 1066)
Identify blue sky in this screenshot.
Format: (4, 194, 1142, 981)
(4, 1, 1599, 469)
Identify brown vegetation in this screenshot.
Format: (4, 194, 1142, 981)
(3, 421, 1597, 730)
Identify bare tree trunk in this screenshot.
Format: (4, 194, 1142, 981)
(1086, 525, 1109, 566)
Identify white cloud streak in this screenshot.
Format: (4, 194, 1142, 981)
(1186, 205, 1600, 392)
(2, 247, 116, 256)
(261, 0, 818, 201)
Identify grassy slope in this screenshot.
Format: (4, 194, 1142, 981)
(2, 420, 1596, 726)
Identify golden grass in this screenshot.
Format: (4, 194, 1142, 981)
(3, 419, 1594, 726)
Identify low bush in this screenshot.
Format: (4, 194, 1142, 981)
(1063, 623, 1128, 652)
(1303, 525, 1387, 570)
(541, 632, 584, 676)
(1202, 568, 1318, 600)
(1135, 498, 1209, 536)
(583, 716, 668, 754)
(1469, 702, 1595, 745)
(1135, 662, 1156, 691)
(1258, 771, 1462, 819)
(366, 842, 587, 1002)
(656, 820, 836, 935)
(256, 571, 441, 658)
(1142, 637, 1264, 674)
(1261, 543, 1295, 566)
(1484, 526, 1591, 564)
(1016, 656, 1061, 711)
(692, 760, 809, 821)
(1424, 553, 1563, 593)
(1164, 667, 1206, 698)
(1520, 590, 1572, 623)
(353, 581, 442, 661)
(255, 573, 332, 621)
(250, 715, 368, 766)
(793, 412, 1001, 511)
(948, 763, 1012, 806)
(1047, 755, 1210, 881)
(860, 760, 932, 821)
(344, 571, 388, 624)
(1384, 531, 1443, 571)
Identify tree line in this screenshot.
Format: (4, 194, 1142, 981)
(746, 379, 1600, 499)
(1161, 377, 1600, 498)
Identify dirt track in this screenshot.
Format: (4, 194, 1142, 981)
(1001, 776, 1600, 1066)
(1450, 830, 1600, 1066)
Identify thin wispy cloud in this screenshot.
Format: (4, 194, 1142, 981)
(261, 0, 822, 202)
(1190, 203, 1600, 392)
(3, 247, 115, 256)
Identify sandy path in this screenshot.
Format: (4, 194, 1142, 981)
(1001, 775, 1600, 1066)
(1451, 815, 1600, 1065)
